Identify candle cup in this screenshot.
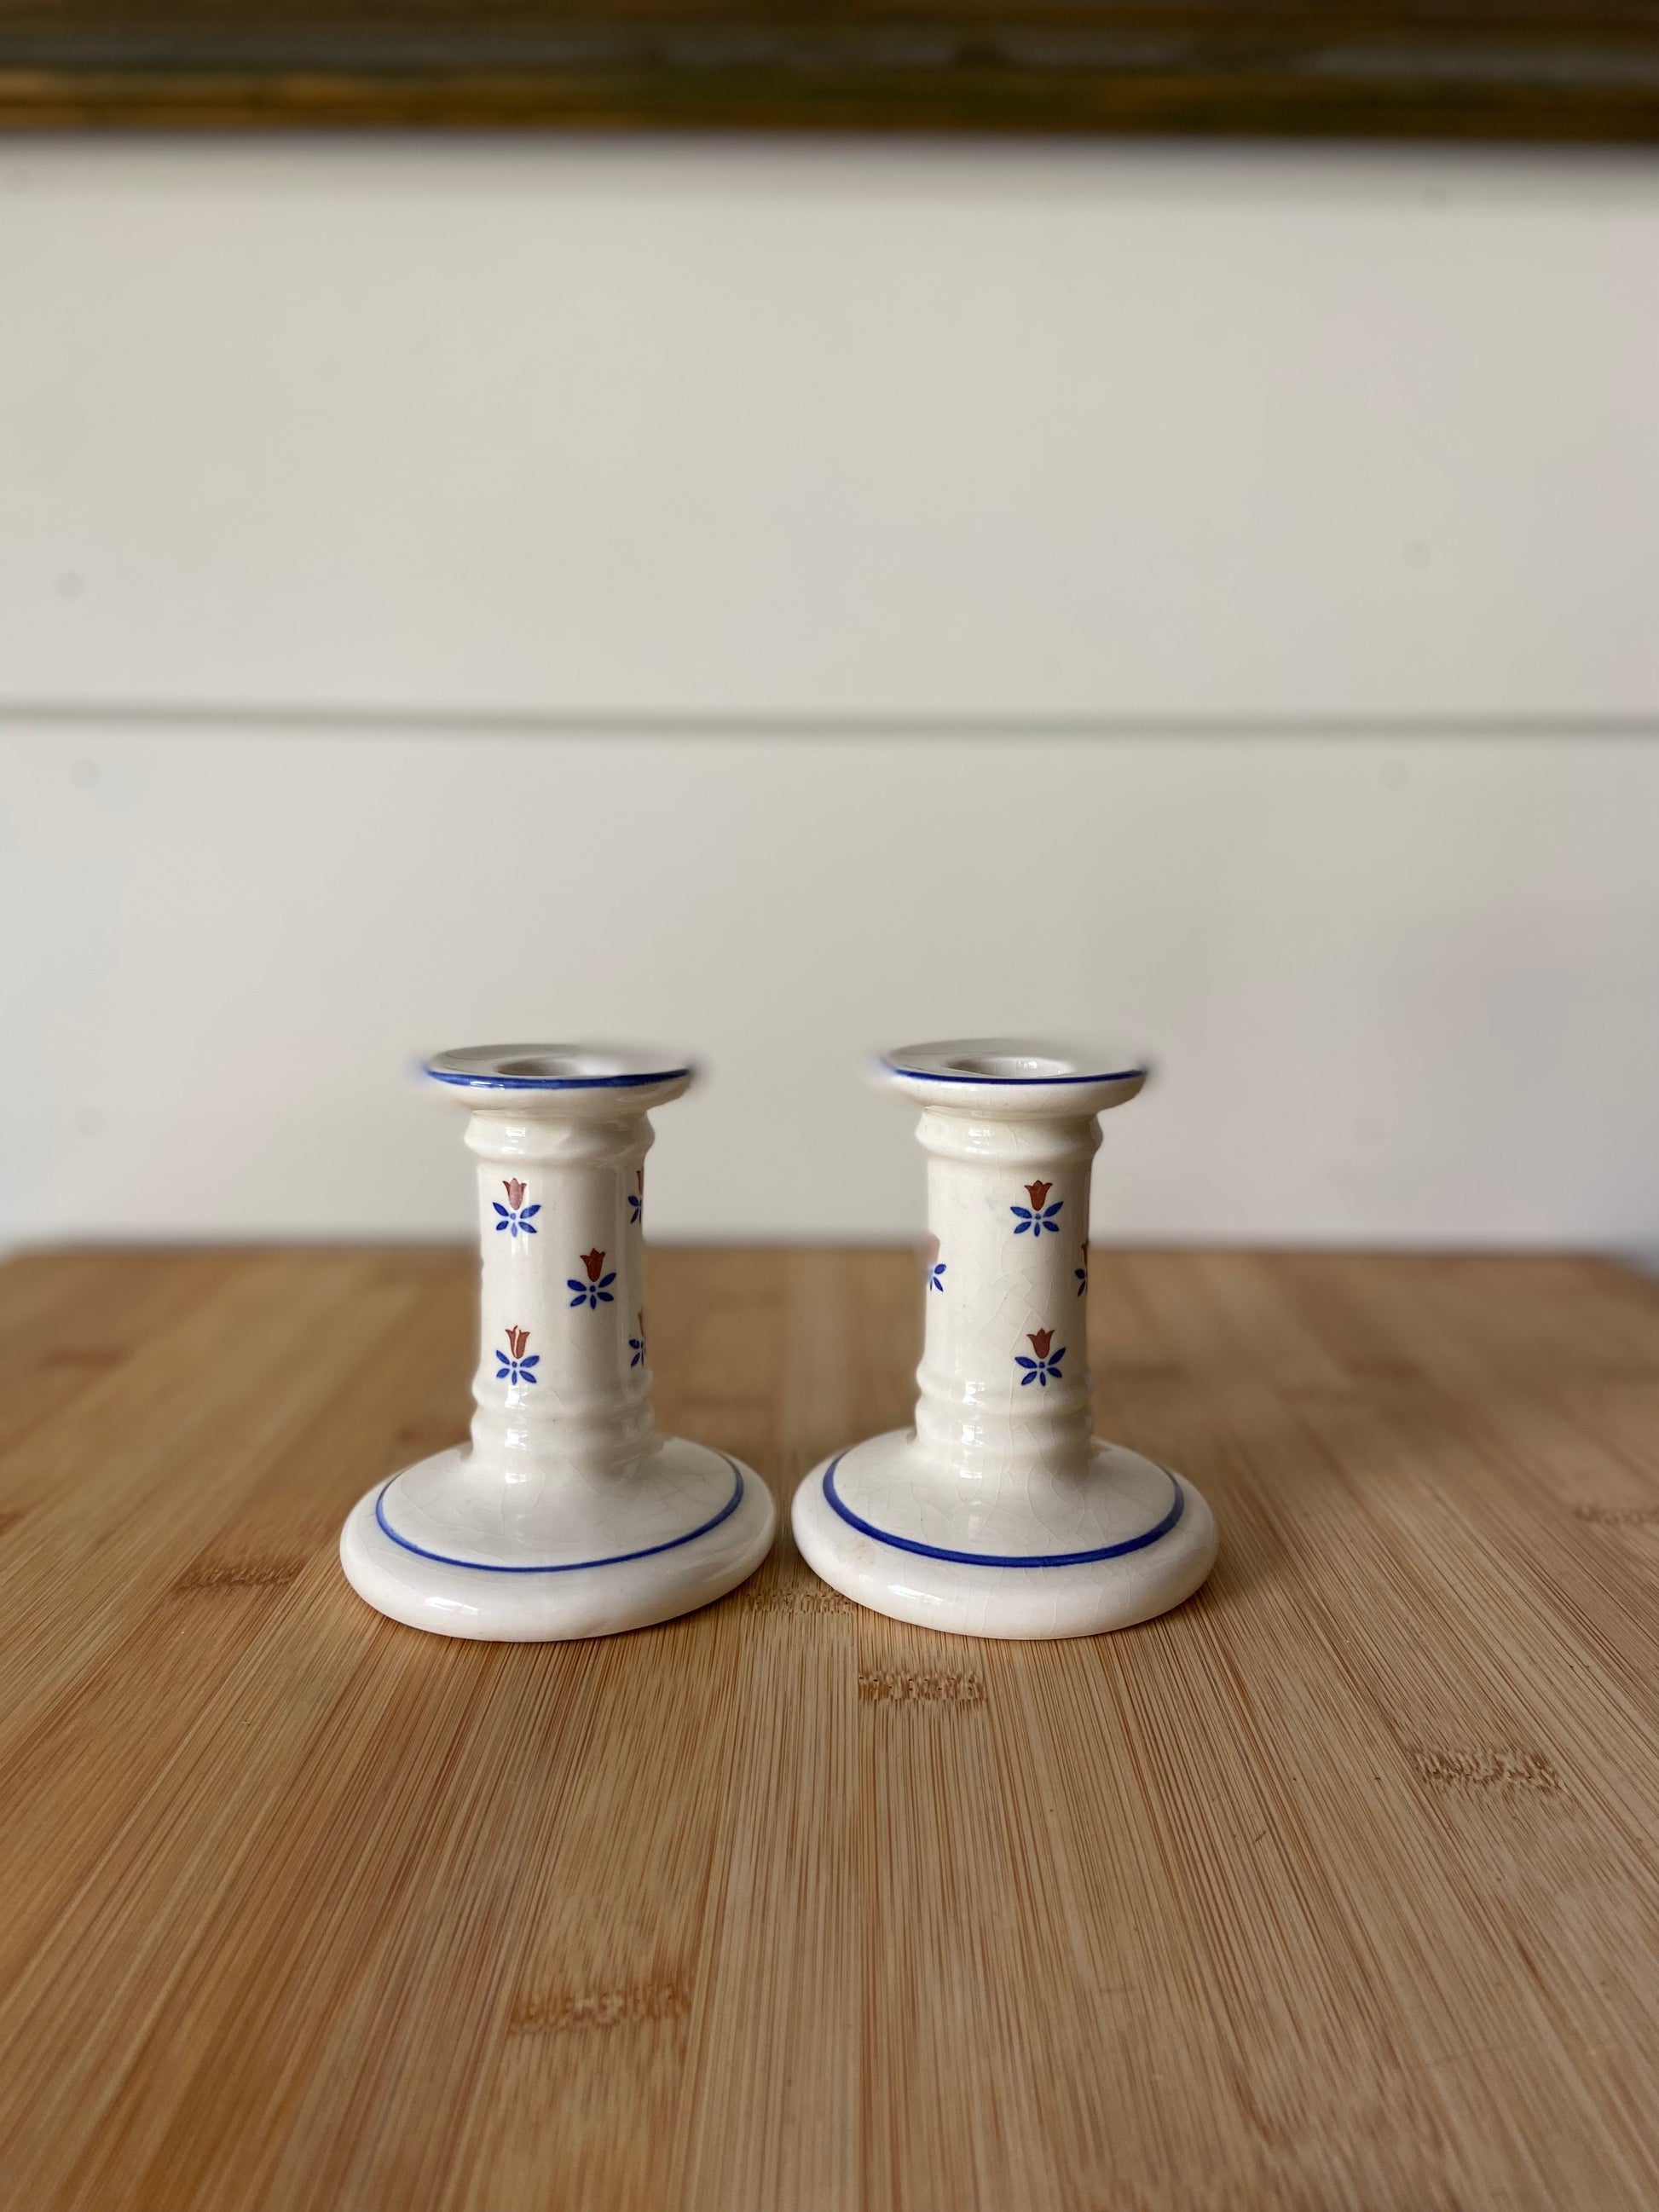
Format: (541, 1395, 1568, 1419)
(792, 1039, 1216, 1638)
(340, 1043, 775, 1639)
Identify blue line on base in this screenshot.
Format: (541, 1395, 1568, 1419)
(375, 1458, 745, 1573)
(427, 1066, 690, 1091)
(821, 1455, 1182, 1567)
(882, 1060, 1145, 1086)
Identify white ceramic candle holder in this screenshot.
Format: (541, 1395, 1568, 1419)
(792, 1039, 1217, 1639)
(340, 1044, 775, 1640)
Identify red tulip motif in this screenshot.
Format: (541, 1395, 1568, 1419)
(569, 1249, 618, 1309)
(495, 1326, 540, 1384)
(1016, 1328, 1066, 1387)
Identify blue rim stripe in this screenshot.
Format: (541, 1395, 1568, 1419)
(882, 1060, 1146, 1086)
(376, 1458, 744, 1572)
(822, 1454, 1182, 1567)
(428, 1066, 691, 1092)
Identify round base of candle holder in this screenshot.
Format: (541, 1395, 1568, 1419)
(340, 1438, 776, 1642)
(792, 1431, 1216, 1640)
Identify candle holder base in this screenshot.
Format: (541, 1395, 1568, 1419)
(792, 1431, 1215, 1641)
(341, 1438, 775, 1642)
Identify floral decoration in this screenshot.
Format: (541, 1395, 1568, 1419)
(1016, 1327, 1066, 1388)
(1011, 1180, 1063, 1238)
(495, 1325, 540, 1387)
(493, 1177, 540, 1239)
(568, 1249, 617, 1310)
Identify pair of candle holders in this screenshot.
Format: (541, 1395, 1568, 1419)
(339, 1040, 1217, 1643)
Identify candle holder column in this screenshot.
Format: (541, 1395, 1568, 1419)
(341, 1044, 775, 1640)
(792, 1038, 1216, 1638)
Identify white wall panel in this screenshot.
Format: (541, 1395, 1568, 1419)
(3, 725, 1655, 1248)
(4, 141, 1655, 1250)
(1, 140, 1656, 720)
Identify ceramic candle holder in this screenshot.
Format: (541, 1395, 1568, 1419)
(340, 1044, 775, 1639)
(792, 1039, 1217, 1638)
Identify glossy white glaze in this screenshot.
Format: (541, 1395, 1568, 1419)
(340, 1044, 775, 1638)
(792, 1037, 1217, 1637)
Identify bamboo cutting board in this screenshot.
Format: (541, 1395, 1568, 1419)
(2, 1246, 1659, 2209)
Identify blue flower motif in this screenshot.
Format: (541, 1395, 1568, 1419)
(569, 1249, 616, 1309)
(493, 1202, 540, 1238)
(928, 1261, 946, 1293)
(629, 1333, 645, 1368)
(493, 1178, 540, 1237)
(1015, 1331, 1066, 1388)
(1011, 1180, 1062, 1237)
(496, 1327, 540, 1387)
(627, 1190, 643, 1226)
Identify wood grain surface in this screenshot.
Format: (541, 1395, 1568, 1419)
(2, 1245, 1659, 2209)
(3, 2, 1659, 135)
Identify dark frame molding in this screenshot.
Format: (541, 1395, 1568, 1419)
(3, 6, 1659, 134)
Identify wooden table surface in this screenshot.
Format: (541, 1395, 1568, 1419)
(3, 1246, 1659, 2210)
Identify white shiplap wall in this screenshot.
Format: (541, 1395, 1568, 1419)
(2, 139, 1656, 1247)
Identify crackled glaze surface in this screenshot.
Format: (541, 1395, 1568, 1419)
(340, 1044, 774, 1638)
(792, 1037, 1216, 1637)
